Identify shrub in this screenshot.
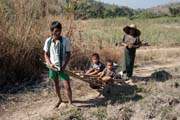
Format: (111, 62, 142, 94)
(0, 0, 45, 85)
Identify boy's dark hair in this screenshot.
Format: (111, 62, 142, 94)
(50, 21, 62, 32)
(106, 59, 113, 65)
(92, 53, 100, 59)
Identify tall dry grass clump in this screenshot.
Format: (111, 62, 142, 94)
(0, 0, 88, 85)
(0, 0, 46, 85)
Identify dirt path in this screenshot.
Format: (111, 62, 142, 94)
(138, 47, 180, 52)
(0, 75, 100, 120)
(1, 47, 180, 120)
(134, 59, 180, 77)
(135, 47, 180, 76)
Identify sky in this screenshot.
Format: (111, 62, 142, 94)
(98, 0, 180, 9)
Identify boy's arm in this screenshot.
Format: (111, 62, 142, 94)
(86, 62, 95, 75)
(62, 52, 71, 70)
(99, 72, 105, 78)
(43, 39, 53, 68)
(88, 70, 99, 76)
(86, 69, 94, 75)
(62, 38, 72, 71)
(44, 52, 53, 68)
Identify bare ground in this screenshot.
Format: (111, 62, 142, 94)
(1, 47, 180, 120)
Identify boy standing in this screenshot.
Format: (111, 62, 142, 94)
(43, 21, 72, 108)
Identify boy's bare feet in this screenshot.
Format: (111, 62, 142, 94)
(55, 100, 62, 108)
(67, 103, 76, 108)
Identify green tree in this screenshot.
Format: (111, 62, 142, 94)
(114, 7, 134, 17)
(104, 9, 115, 18)
(169, 7, 180, 16)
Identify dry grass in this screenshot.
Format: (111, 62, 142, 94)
(0, 0, 50, 85)
(0, 0, 180, 88)
(72, 17, 180, 48)
(65, 17, 180, 71)
(0, 0, 76, 85)
(135, 47, 180, 67)
(0, 0, 94, 87)
(1, 1, 180, 120)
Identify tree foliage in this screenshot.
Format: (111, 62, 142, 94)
(169, 7, 180, 16)
(73, 0, 135, 19)
(73, 0, 170, 20)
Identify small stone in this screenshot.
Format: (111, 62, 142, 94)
(169, 99, 180, 106)
(172, 116, 177, 120)
(174, 82, 179, 88)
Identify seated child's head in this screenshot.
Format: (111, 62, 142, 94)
(106, 60, 113, 70)
(91, 53, 100, 64)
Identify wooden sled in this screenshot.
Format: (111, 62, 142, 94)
(66, 70, 127, 97)
(45, 64, 127, 97)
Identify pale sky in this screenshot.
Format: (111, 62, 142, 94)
(98, 0, 180, 9)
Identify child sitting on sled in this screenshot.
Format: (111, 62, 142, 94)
(99, 60, 116, 83)
(86, 53, 105, 76)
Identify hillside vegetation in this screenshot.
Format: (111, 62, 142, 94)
(74, 0, 180, 19)
(0, 0, 180, 88)
(1, 0, 180, 120)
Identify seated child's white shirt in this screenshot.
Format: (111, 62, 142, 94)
(90, 62, 105, 72)
(43, 36, 71, 66)
(103, 68, 116, 78)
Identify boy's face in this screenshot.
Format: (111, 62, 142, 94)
(107, 62, 113, 70)
(92, 56, 99, 64)
(52, 28, 61, 40)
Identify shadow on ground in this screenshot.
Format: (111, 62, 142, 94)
(132, 70, 173, 82)
(74, 84, 142, 107)
(0, 71, 53, 93)
(73, 70, 173, 107)
(0, 72, 50, 104)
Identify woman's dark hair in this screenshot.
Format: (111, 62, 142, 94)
(92, 53, 100, 59)
(50, 21, 62, 32)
